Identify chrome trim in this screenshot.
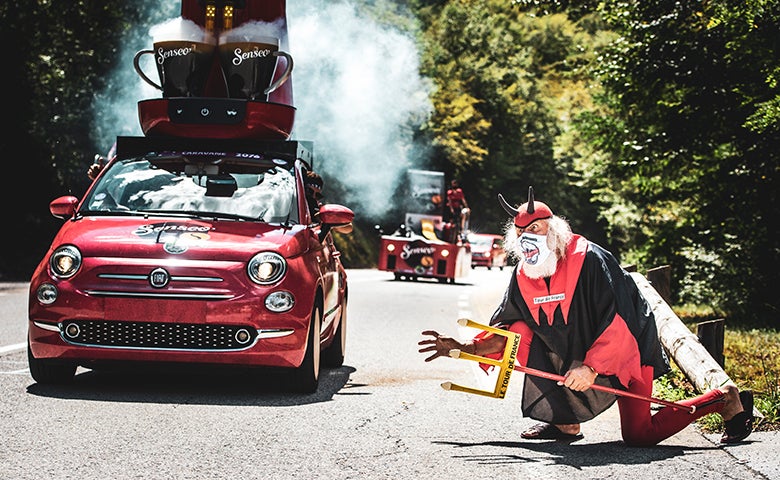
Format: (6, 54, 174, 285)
(57, 328, 295, 351)
(84, 290, 233, 300)
(97, 273, 223, 282)
(33, 321, 61, 332)
(61, 338, 259, 352)
(98, 274, 148, 280)
(170, 276, 223, 282)
(256, 329, 295, 339)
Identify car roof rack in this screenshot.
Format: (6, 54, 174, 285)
(115, 136, 314, 168)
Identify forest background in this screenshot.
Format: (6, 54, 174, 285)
(1, 0, 777, 331)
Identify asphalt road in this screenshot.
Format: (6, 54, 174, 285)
(0, 271, 777, 479)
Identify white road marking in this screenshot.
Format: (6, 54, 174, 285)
(0, 342, 25, 354)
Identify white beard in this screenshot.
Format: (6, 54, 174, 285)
(520, 249, 560, 279)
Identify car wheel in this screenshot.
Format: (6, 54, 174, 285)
(289, 302, 322, 393)
(393, 273, 401, 281)
(27, 341, 76, 384)
(322, 296, 347, 368)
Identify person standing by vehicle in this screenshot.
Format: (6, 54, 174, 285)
(418, 186, 753, 446)
(446, 179, 469, 240)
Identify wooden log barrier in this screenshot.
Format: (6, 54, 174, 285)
(630, 272, 732, 393)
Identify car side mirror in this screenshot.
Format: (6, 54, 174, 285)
(50, 196, 79, 219)
(317, 204, 355, 241)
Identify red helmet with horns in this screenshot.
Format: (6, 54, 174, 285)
(498, 186, 553, 229)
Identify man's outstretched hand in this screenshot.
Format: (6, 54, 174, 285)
(418, 330, 465, 362)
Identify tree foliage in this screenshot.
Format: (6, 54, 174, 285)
(576, 0, 779, 324)
(414, 0, 603, 236)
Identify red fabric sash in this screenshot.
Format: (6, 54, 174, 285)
(516, 235, 588, 325)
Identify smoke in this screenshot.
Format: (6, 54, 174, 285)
(287, 1, 433, 219)
(90, 3, 179, 148)
(219, 19, 286, 44)
(91, 0, 433, 221)
(149, 16, 215, 44)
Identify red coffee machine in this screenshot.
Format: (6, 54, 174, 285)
(137, 0, 295, 140)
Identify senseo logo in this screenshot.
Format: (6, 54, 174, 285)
(157, 45, 194, 63)
(134, 223, 210, 237)
(231, 47, 272, 66)
(400, 242, 435, 260)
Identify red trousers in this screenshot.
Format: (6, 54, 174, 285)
(618, 365, 725, 446)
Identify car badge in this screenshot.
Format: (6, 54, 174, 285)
(149, 268, 170, 288)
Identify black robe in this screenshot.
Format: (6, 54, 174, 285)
(490, 235, 670, 424)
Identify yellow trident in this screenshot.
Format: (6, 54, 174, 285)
(442, 319, 696, 412)
(440, 318, 521, 399)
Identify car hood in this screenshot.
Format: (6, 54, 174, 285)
(52, 216, 309, 260)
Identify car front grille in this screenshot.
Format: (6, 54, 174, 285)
(60, 320, 257, 351)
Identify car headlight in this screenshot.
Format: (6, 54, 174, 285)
(49, 245, 82, 279)
(247, 252, 287, 285)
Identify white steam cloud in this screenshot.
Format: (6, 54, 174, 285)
(287, 1, 433, 218)
(91, 0, 432, 221)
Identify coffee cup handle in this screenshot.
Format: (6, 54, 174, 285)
(133, 49, 163, 91)
(264, 51, 294, 95)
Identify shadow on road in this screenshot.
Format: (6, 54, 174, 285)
(25, 364, 357, 406)
(433, 439, 714, 468)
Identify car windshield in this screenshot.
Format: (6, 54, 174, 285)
(82, 153, 299, 224)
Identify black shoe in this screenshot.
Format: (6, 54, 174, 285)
(720, 390, 754, 444)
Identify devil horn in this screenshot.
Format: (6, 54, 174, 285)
(498, 193, 520, 216)
(527, 186, 535, 214)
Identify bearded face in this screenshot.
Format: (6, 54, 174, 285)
(503, 216, 573, 279)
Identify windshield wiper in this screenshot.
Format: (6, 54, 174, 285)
(136, 209, 257, 221)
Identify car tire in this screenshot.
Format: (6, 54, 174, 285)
(27, 341, 76, 384)
(322, 296, 346, 368)
(288, 302, 322, 393)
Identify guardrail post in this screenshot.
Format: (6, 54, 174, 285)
(697, 318, 725, 368)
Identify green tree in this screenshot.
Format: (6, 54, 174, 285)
(415, 0, 603, 236)
(578, 0, 779, 324)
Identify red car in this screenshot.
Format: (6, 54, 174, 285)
(468, 233, 508, 270)
(27, 136, 354, 393)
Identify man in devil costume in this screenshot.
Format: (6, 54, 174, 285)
(419, 187, 753, 446)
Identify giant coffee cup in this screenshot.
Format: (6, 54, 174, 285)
(218, 36, 293, 101)
(134, 40, 215, 97)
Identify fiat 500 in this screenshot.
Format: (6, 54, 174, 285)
(27, 136, 354, 393)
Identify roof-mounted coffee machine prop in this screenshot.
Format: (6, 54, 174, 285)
(135, 0, 295, 140)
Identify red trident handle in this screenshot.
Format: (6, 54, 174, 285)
(443, 319, 696, 413)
